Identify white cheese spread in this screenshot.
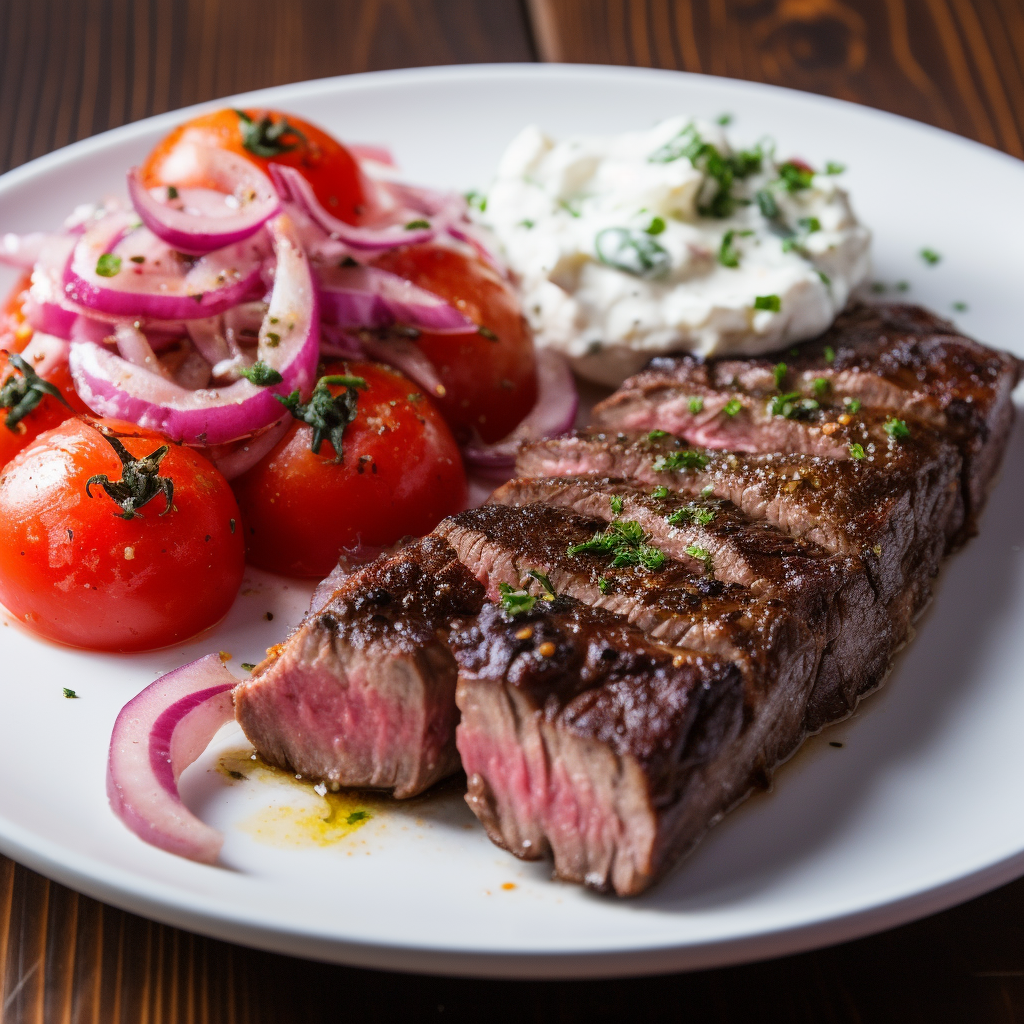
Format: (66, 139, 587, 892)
(480, 117, 871, 385)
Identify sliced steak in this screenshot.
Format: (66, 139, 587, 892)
(452, 597, 755, 896)
(593, 302, 1019, 534)
(235, 536, 485, 798)
(491, 476, 898, 727)
(517, 430, 961, 609)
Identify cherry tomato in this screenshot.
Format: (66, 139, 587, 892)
(232, 361, 467, 577)
(0, 418, 244, 651)
(371, 244, 537, 443)
(141, 108, 367, 224)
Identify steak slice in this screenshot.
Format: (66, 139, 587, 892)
(517, 430, 961, 609)
(235, 536, 485, 798)
(593, 302, 1019, 534)
(451, 597, 752, 896)
(491, 475, 898, 727)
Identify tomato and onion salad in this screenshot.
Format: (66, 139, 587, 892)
(0, 105, 576, 655)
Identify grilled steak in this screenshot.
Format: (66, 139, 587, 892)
(593, 303, 1020, 535)
(452, 597, 748, 895)
(235, 537, 485, 798)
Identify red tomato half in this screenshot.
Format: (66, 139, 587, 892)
(0, 418, 244, 651)
(0, 271, 32, 352)
(141, 108, 367, 223)
(371, 244, 537, 444)
(233, 361, 467, 577)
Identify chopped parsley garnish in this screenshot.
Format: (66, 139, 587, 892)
(62, 688, 78, 699)
(567, 520, 665, 571)
(525, 570, 556, 598)
(651, 485, 670, 499)
(883, 417, 910, 439)
(648, 123, 762, 217)
(653, 449, 709, 473)
(798, 216, 821, 233)
(240, 663, 256, 672)
(755, 294, 782, 312)
(610, 494, 624, 516)
(518, 219, 534, 229)
(716, 113, 733, 125)
(768, 392, 819, 419)
(849, 442, 866, 459)
(688, 396, 704, 414)
(870, 282, 886, 294)
(773, 362, 788, 389)
(818, 271, 831, 286)
(95, 253, 122, 277)
(755, 189, 779, 220)
(275, 374, 368, 462)
(598, 576, 611, 594)
(405, 219, 430, 230)
(920, 248, 941, 266)
(824, 345, 836, 364)
(896, 280, 910, 292)
(685, 544, 714, 573)
(718, 230, 741, 268)
(825, 161, 846, 175)
(346, 810, 368, 825)
(85, 432, 174, 520)
(646, 216, 666, 235)
(953, 301, 968, 312)
(0, 352, 72, 431)
(667, 503, 716, 527)
(701, 485, 714, 498)
(465, 190, 487, 212)
(477, 326, 499, 341)
(498, 581, 536, 617)
(238, 360, 283, 386)
(265, 331, 280, 347)
(777, 161, 814, 192)
(812, 377, 830, 397)
(595, 227, 670, 278)
(844, 397, 862, 413)
(647, 429, 669, 441)
(129, 255, 145, 264)
(166, 185, 179, 200)
(722, 398, 742, 416)
(235, 110, 306, 158)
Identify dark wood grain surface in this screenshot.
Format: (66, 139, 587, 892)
(2, 1, 1023, 1020)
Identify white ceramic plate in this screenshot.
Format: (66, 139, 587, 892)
(1, 64, 1023, 980)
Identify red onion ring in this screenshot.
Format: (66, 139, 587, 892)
(271, 165, 435, 252)
(25, 235, 77, 339)
(315, 264, 476, 335)
(206, 415, 290, 480)
(0, 231, 54, 270)
(70, 214, 319, 445)
(358, 336, 445, 400)
(461, 349, 578, 478)
(64, 210, 265, 320)
(127, 145, 280, 255)
(107, 653, 236, 864)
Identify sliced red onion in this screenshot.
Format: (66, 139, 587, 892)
(462, 349, 578, 477)
(26, 235, 77, 339)
(0, 231, 53, 270)
(319, 323, 365, 358)
(107, 653, 236, 864)
(70, 214, 318, 445)
(206, 415, 289, 480)
(64, 210, 265, 320)
(17, 331, 69, 379)
(114, 322, 175, 380)
(316, 264, 476, 335)
(127, 145, 279, 255)
(359, 336, 445, 400)
(271, 165, 434, 251)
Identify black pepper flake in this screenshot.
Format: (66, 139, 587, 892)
(265, 612, 274, 621)
(829, 741, 843, 748)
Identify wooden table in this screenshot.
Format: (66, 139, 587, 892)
(2, 1, 1023, 1019)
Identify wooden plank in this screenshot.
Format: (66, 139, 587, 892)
(527, 0, 1024, 153)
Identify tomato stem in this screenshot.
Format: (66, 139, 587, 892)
(0, 352, 71, 431)
(85, 433, 174, 520)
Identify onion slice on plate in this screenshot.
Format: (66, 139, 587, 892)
(63, 210, 265, 320)
(107, 654, 237, 864)
(316, 264, 477, 335)
(70, 213, 319, 444)
(461, 349, 579, 477)
(127, 145, 280, 255)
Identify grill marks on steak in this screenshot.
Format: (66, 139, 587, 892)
(452, 598, 748, 895)
(234, 537, 485, 798)
(593, 303, 1019, 535)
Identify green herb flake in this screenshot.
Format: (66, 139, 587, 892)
(235, 109, 306, 158)
(465, 190, 487, 212)
(667, 503, 716, 527)
(718, 229, 740, 268)
(518, 219, 535, 229)
(595, 227, 670, 278)
(567, 520, 666, 572)
(525, 570, 556, 598)
(716, 113, 733, 126)
(647, 429, 669, 441)
(275, 374, 368, 462)
(700, 485, 714, 498)
(240, 663, 255, 672)
(896, 280, 910, 292)
(756, 189, 779, 220)
(823, 345, 836, 364)
(646, 216, 666, 235)
(768, 392, 819, 419)
(920, 248, 941, 266)
(818, 271, 831, 286)
(812, 377, 830, 397)
(651, 485, 670, 499)
(265, 331, 281, 347)
(610, 494, 624, 516)
(773, 362, 788, 389)
(798, 216, 821, 233)
(685, 544, 714, 573)
(953, 301, 968, 312)
(238, 360, 283, 387)
(688, 396, 704, 415)
(346, 810, 369, 825)
(129, 255, 146, 264)
(777, 161, 815, 192)
(849, 442, 866, 460)
(498, 581, 536, 617)
(755, 294, 782, 313)
(95, 253, 122, 277)
(166, 185, 179, 200)
(844, 397, 862, 413)
(883, 417, 910, 439)
(598, 576, 611, 594)
(405, 219, 430, 230)
(653, 449, 709, 473)
(478, 326, 499, 341)
(722, 398, 742, 416)
(62, 687, 78, 699)
(825, 161, 846, 175)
